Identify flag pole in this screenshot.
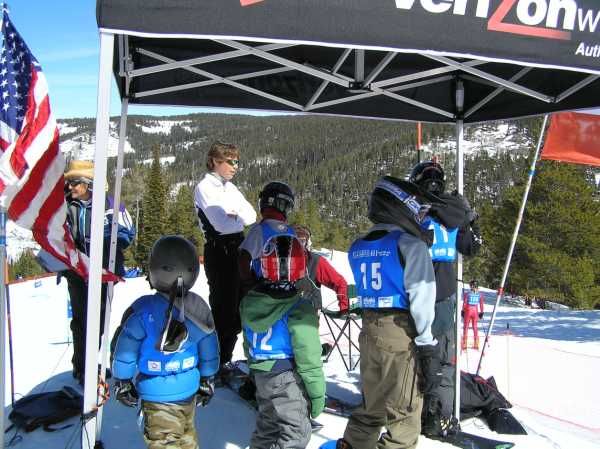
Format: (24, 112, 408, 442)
(5, 266, 15, 409)
(476, 114, 549, 376)
(0, 12, 5, 449)
(0, 206, 6, 448)
(95, 97, 129, 441)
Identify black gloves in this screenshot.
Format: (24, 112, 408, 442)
(478, 312, 484, 319)
(113, 379, 138, 407)
(196, 376, 215, 407)
(415, 344, 442, 395)
(461, 310, 464, 318)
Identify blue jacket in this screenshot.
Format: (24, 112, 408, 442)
(66, 195, 135, 276)
(112, 292, 219, 403)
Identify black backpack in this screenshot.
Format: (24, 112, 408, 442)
(8, 386, 83, 432)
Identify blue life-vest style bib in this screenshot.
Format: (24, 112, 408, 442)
(137, 300, 199, 376)
(422, 218, 458, 262)
(467, 291, 480, 306)
(251, 222, 296, 278)
(244, 313, 294, 361)
(348, 231, 409, 310)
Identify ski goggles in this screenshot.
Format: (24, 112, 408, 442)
(375, 179, 431, 224)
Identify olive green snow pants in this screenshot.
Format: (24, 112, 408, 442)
(141, 399, 198, 449)
(343, 310, 423, 449)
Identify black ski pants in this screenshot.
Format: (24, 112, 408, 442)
(423, 295, 456, 420)
(203, 233, 244, 365)
(64, 270, 108, 376)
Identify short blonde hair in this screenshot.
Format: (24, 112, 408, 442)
(206, 141, 240, 171)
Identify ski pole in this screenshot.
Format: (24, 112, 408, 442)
(506, 322, 511, 401)
(5, 281, 15, 408)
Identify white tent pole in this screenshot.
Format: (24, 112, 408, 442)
(454, 80, 464, 421)
(476, 114, 549, 376)
(82, 30, 114, 449)
(95, 97, 128, 441)
(0, 207, 6, 449)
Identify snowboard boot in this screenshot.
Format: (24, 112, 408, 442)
(439, 415, 460, 437)
(238, 377, 257, 402)
(336, 438, 353, 449)
(72, 368, 84, 387)
(215, 362, 234, 387)
(421, 397, 443, 437)
(421, 413, 442, 437)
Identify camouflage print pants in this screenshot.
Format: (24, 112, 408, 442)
(142, 399, 198, 449)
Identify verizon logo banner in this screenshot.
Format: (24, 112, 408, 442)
(391, 0, 600, 65)
(98, 0, 600, 73)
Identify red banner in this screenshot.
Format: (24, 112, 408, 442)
(542, 112, 600, 167)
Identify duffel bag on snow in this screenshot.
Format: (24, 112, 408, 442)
(8, 386, 83, 432)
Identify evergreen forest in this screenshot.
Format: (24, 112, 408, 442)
(10, 113, 598, 308)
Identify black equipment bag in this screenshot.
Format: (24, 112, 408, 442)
(460, 372, 527, 435)
(8, 386, 83, 432)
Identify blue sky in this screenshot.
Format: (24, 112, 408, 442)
(9, 1, 248, 119)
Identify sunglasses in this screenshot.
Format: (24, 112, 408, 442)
(221, 158, 239, 168)
(67, 179, 87, 187)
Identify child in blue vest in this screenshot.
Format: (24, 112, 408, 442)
(239, 181, 296, 293)
(111, 236, 219, 449)
(240, 234, 325, 449)
(339, 177, 443, 449)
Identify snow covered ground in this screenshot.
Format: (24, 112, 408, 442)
(2, 249, 600, 449)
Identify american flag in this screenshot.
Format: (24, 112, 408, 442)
(0, 7, 117, 282)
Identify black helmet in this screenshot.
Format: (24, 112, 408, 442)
(409, 160, 445, 195)
(259, 181, 295, 216)
(368, 176, 444, 239)
(148, 235, 200, 295)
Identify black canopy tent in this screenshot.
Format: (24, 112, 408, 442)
(97, 0, 600, 122)
(80, 1, 600, 447)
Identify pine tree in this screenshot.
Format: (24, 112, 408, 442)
(9, 249, 44, 281)
(481, 161, 600, 308)
(166, 184, 205, 254)
(135, 145, 168, 268)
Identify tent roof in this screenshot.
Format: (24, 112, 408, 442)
(97, 0, 600, 123)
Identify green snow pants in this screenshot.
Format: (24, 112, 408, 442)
(141, 399, 198, 449)
(343, 310, 423, 449)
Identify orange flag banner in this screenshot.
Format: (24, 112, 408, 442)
(542, 112, 600, 167)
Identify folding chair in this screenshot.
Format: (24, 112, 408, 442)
(321, 285, 361, 372)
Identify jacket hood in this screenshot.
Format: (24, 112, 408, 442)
(240, 290, 299, 333)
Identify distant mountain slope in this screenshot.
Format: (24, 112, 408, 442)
(55, 114, 540, 225)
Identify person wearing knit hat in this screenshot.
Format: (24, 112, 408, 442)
(62, 159, 136, 384)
